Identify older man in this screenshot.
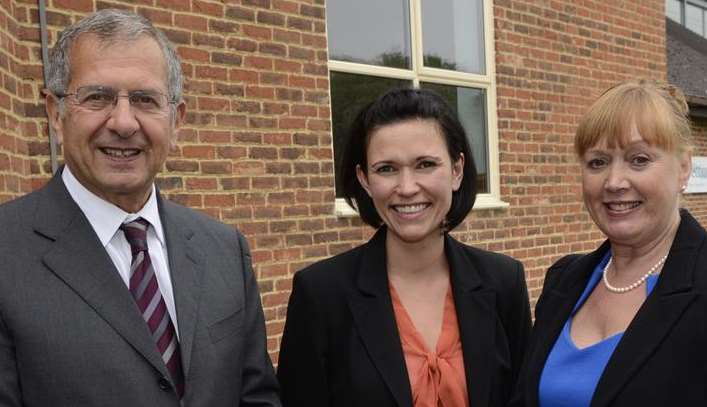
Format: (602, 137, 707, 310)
(0, 9, 280, 407)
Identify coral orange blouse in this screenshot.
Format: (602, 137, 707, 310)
(390, 285, 469, 407)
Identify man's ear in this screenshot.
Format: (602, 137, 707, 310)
(169, 100, 187, 151)
(45, 91, 64, 146)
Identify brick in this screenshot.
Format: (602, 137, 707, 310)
(194, 33, 225, 48)
(185, 177, 217, 190)
(274, 59, 302, 73)
(179, 46, 209, 63)
(249, 116, 277, 128)
(246, 85, 275, 99)
(260, 42, 287, 57)
(137, 8, 173, 25)
(244, 0, 271, 9)
(245, 56, 274, 70)
(226, 6, 255, 21)
(260, 72, 287, 85)
(249, 147, 278, 159)
(287, 16, 312, 31)
(230, 68, 259, 83)
(214, 83, 245, 96)
(276, 88, 303, 101)
(274, 29, 301, 45)
(293, 133, 318, 146)
(155, 0, 191, 11)
(212, 52, 243, 66)
(201, 161, 232, 174)
(289, 75, 316, 89)
(243, 24, 272, 40)
(193, 0, 224, 17)
(228, 38, 258, 53)
(195, 66, 228, 80)
(175, 14, 208, 31)
(300, 5, 324, 19)
(166, 160, 199, 172)
(257, 11, 285, 26)
(209, 19, 238, 33)
(54, 0, 92, 12)
(162, 28, 191, 45)
(288, 46, 315, 60)
(263, 102, 289, 115)
(273, 0, 298, 13)
(279, 118, 305, 129)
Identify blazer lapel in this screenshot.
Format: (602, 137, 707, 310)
(523, 245, 606, 407)
(591, 211, 703, 407)
(445, 236, 496, 407)
(36, 174, 171, 379)
(347, 228, 413, 407)
(159, 198, 204, 377)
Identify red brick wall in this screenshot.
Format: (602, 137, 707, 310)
(0, 0, 694, 363)
(488, 0, 668, 300)
(0, 0, 36, 202)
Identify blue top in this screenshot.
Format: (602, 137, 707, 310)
(537, 252, 659, 407)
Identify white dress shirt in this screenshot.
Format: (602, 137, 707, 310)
(62, 166, 179, 335)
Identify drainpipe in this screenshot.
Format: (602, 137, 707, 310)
(38, 0, 58, 174)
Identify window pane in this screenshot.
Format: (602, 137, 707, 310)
(686, 3, 704, 35)
(421, 0, 485, 74)
(666, 0, 682, 23)
(331, 72, 412, 196)
(326, 0, 411, 69)
(420, 83, 488, 193)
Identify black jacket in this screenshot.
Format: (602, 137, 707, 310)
(278, 227, 531, 407)
(511, 210, 707, 406)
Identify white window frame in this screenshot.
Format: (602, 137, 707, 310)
(326, 0, 508, 216)
(668, 0, 707, 37)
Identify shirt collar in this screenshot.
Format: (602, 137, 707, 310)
(61, 166, 165, 248)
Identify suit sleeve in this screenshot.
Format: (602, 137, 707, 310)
(0, 309, 22, 406)
(236, 232, 282, 407)
(277, 270, 329, 407)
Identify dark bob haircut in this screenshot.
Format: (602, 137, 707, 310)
(340, 88, 477, 230)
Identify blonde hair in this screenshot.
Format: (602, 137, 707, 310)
(575, 79, 693, 156)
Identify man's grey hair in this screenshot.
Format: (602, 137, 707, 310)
(47, 9, 183, 102)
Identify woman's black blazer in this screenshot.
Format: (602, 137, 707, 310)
(277, 227, 531, 407)
(510, 210, 707, 406)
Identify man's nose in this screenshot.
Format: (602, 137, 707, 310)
(106, 96, 140, 138)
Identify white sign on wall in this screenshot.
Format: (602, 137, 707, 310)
(686, 156, 707, 194)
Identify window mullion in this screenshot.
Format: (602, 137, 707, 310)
(410, 0, 424, 79)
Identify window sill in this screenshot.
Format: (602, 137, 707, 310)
(334, 194, 509, 218)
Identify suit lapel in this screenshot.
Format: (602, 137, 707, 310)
(347, 228, 413, 407)
(523, 246, 606, 407)
(36, 174, 170, 379)
(445, 236, 496, 407)
(591, 211, 703, 406)
(159, 198, 204, 377)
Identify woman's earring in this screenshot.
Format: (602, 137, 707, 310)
(440, 219, 450, 235)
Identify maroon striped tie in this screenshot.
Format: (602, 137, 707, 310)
(121, 218, 185, 398)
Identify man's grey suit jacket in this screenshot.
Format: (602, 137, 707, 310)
(0, 172, 280, 406)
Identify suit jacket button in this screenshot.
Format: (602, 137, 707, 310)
(158, 377, 172, 391)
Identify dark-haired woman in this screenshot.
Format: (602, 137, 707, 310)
(277, 88, 531, 407)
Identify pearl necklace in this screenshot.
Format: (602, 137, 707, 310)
(602, 254, 668, 293)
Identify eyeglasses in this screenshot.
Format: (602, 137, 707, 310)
(56, 85, 177, 116)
